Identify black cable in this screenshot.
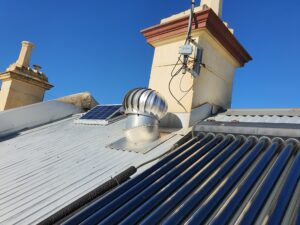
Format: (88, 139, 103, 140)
(169, 65, 188, 112)
(179, 73, 190, 93)
(182, 0, 196, 72)
(136, 149, 173, 169)
(185, 0, 195, 45)
(179, 60, 195, 102)
(168, 0, 196, 113)
(168, 70, 192, 113)
(137, 132, 194, 169)
(171, 56, 183, 77)
(179, 59, 196, 93)
(168, 52, 196, 112)
(168, 55, 189, 112)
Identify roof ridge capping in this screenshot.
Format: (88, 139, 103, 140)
(223, 108, 300, 117)
(141, 8, 252, 67)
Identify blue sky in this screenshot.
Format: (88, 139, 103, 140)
(0, 0, 299, 108)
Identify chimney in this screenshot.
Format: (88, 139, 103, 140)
(0, 41, 53, 111)
(141, 1, 251, 128)
(16, 41, 35, 68)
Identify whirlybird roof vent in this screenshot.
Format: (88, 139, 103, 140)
(123, 88, 168, 143)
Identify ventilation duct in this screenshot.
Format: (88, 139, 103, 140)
(123, 88, 168, 143)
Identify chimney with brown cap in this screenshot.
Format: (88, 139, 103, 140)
(141, 0, 251, 127)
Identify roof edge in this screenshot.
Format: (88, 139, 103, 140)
(0, 101, 82, 138)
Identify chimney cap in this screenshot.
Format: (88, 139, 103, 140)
(21, 41, 35, 48)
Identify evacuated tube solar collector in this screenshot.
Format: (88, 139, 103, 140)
(123, 88, 168, 143)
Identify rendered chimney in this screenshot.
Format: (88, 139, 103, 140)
(16, 41, 35, 68)
(200, 0, 223, 17)
(141, 2, 251, 127)
(0, 41, 53, 111)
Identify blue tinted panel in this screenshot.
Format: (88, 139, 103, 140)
(80, 105, 122, 120)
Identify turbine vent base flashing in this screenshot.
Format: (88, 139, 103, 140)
(107, 132, 176, 154)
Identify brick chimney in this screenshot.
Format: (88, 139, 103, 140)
(0, 41, 53, 111)
(141, 1, 251, 127)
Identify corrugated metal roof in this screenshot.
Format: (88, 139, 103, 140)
(62, 132, 300, 225)
(0, 100, 82, 138)
(207, 109, 300, 124)
(0, 116, 183, 224)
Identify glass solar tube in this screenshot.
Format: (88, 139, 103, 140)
(80, 135, 219, 225)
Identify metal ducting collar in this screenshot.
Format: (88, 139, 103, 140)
(123, 88, 168, 143)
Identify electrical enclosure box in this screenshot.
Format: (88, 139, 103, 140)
(179, 45, 193, 56)
(193, 47, 203, 75)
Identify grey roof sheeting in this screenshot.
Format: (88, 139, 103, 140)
(221, 108, 300, 116)
(207, 108, 300, 124)
(0, 115, 183, 224)
(61, 132, 300, 225)
(0, 100, 82, 138)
